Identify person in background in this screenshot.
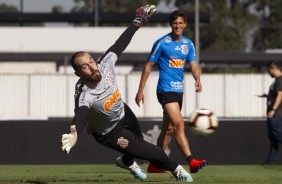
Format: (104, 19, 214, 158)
(257, 61, 282, 165)
(61, 5, 193, 182)
(135, 10, 206, 173)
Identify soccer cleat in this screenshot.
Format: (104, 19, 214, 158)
(172, 165, 193, 182)
(147, 163, 166, 173)
(189, 159, 206, 173)
(116, 156, 147, 180)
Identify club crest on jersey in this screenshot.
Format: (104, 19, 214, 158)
(181, 44, 188, 55)
(106, 71, 115, 86)
(117, 137, 129, 148)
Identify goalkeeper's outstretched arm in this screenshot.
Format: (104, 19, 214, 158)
(61, 106, 89, 154)
(105, 5, 157, 58)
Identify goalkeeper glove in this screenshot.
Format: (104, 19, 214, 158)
(61, 125, 77, 154)
(132, 4, 157, 28)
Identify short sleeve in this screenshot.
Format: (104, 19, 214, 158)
(187, 41, 197, 62)
(148, 41, 162, 62)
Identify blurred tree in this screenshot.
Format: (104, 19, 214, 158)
(252, 0, 282, 51)
(175, 0, 194, 11)
(163, 1, 259, 52)
(196, 0, 259, 52)
(99, 0, 157, 26)
(71, 0, 162, 26)
(100, 0, 157, 12)
(0, 3, 44, 26)
(0, 3, 18, 26)
(70, 0, 96, 26)
(72, 0, 95, 13)
(71, 0, 264, 52)
(52, 5, 64, 13)
(71, 0, 157, 13)
(0, 3, 18, 12)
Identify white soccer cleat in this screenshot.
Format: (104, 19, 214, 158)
(116, 156, 147, 180)
(172, 165, 193, 182)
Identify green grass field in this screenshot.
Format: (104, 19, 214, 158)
(0, 164, 281, 184)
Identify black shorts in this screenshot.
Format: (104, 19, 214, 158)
(91, 103, 179, 172)
(157, 91, 183, 110)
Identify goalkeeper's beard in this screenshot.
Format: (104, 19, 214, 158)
(88, 70, 102, 83)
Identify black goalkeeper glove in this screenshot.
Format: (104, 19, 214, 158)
(132, 5, 157, 28)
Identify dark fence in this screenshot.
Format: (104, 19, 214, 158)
(0, 118, 280, 165)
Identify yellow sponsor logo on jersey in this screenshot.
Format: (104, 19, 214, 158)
(103, 88, 120, 111)
(169, 59, 185, 68)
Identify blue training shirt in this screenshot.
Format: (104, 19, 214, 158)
(148, 33, 196, 93)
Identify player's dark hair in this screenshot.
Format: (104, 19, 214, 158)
(267, 61, 280, 70)
(169, 10, 187, 24)
(70, 51, 86, 72)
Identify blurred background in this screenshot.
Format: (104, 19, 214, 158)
(0, 0, 281, 164)
(0, 0, 281, 119)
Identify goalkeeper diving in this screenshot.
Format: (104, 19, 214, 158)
(61, 5, 193, 182)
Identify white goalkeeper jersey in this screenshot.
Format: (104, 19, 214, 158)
(74, 51, 125, 135)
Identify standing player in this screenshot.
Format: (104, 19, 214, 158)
(257, 61, 282, 165)
(61, 5, 193, 182)
(135, 10, 206, 173)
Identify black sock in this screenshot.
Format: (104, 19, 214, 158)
(186, 155, 194, 164)
(122, 156, 134, 166)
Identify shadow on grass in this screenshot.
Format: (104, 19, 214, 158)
(25, 181, 47, 184)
